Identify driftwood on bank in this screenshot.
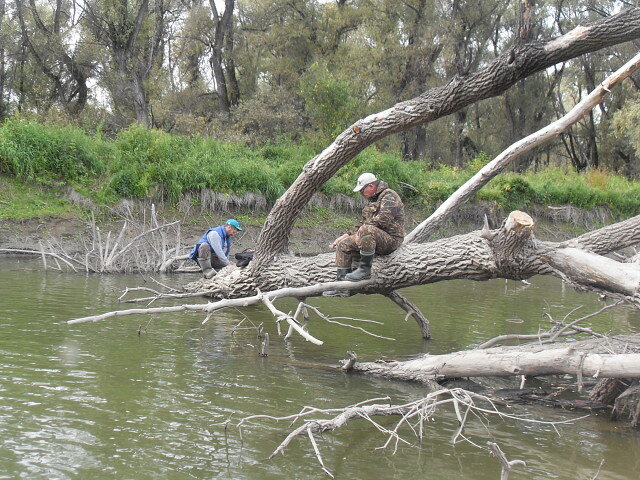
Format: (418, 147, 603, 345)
(0, 205, 191, 273)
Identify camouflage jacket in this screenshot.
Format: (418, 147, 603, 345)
(348, 181, 405, 238)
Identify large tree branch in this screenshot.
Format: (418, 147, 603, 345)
(187, 212, 640, 303)
(255, 8, 640, 261)
(68, 213, 640, 347)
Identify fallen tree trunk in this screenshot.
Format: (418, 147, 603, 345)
(344, 334, 640, 427)
(352, 338, 640, 382)
(347, 334, 640, 382)
(185, 211, 640, 304)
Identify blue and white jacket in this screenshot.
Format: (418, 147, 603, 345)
(189, 225, 232, 265)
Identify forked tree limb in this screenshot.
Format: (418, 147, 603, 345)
(404, 51, 640, 244)
(487, 442, 526, 480)
(383, 291, 430, 339)
(255, 10, 640, 261)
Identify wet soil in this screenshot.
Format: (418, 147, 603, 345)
(0, 198, 622, 258)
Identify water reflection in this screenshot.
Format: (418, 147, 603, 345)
(0, 256, 639, 479)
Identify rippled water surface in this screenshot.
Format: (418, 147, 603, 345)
(1, 256, 639, 479)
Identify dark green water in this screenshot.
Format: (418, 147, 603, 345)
(1, 256, 639, 479)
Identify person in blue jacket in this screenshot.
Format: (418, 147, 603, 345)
(189, 219, 243, 278)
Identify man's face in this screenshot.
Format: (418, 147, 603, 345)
(361, 183, 377, 199)
(225, 224, 239, 236)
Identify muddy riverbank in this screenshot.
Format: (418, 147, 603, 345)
(0, 195, 624, 258)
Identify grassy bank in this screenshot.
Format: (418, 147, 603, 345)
(2, 119, 640, 222)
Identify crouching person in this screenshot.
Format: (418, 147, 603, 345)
(189, 219, 243, 278)
(324, 173, 404, 297)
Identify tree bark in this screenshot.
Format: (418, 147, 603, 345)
(208, 0, 236, 114)
(187, 211, 640, 305)
(589, 378, 629, 405)
(348, 334, 640, 383)
(255, 8, 640, 260)
(581, 55, 600, 169)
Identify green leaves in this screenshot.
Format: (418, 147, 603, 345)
(0, 119, 107, 183)
(300, 62, 362, 141)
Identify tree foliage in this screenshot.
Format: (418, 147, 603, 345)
(1, 0, 639, 175)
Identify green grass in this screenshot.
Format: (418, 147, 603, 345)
(2, 119, 640, 218)
(0, 177, 80, 220)
(0, 119, 109, 185)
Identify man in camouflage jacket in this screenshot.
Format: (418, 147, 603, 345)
(324, 172, 404, 296)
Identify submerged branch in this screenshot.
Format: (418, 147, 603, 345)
(236, 387, 586, 475)
(477, 301, 618, 349)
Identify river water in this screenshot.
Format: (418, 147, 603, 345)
(1, 256, 639, 479)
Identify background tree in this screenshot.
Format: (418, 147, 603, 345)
(0, 0, 7, 120)
(15, 0, 93, 117)
(80, 0, 170, 128)
(207, 0, 238, 114)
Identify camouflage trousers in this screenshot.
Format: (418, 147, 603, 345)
(198, 243, 228, 271)
(335, 224, 403, 268)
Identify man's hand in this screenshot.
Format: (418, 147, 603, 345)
(330, 233, 349, 249)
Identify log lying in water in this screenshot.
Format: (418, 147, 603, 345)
(347, 334, 640, 382)
(346, 334, 640, 426)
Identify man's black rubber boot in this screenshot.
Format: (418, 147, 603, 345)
(345, 251, 374, 281)
(323, 268, 351, 297)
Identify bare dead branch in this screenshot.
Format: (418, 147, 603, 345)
(487, 442, 526, 480)
(405, 51, 640, 244)
(0, 248, 80, 271)
(478, 301, 619, 349)
(234, 388, 585, 474)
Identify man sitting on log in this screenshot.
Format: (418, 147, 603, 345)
(324, 172, 405, 296)
(189, 219, 243, 278)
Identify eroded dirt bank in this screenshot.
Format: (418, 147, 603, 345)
(0, 197, 624, 259)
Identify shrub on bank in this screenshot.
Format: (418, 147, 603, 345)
(0, 119, 109, 183)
